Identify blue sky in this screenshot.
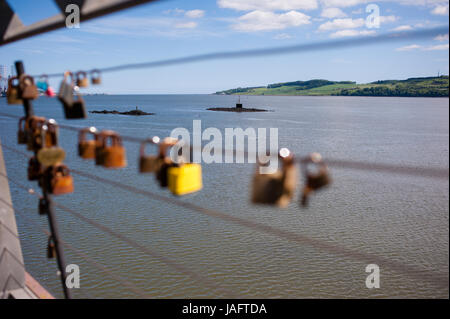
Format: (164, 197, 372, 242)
(0, 0, 449, 94)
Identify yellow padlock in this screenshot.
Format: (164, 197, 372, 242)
(168, 163, 202, 196)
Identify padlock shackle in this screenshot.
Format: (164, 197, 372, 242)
(91, 69, 101, 76)
(19, 74, 35, 84)
(300, 153, 331, 192)
(79, 127, 98, 143)
(98, 130, 123, 147)
(28, 116, 46, 129)
(39, 74, 49, 82)
(300, 153, 328, 172)
(41, 120, 59, 148)
(63, 71, 74, 85)
(76, 71, 87, 79)
(18, 117, 26, 130)
(49, 164, 70, 177)
(8, 76, 19, 87)
(140, 137, 160, 157)
(158, 137, 179, 157)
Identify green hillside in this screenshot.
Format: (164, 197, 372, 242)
(215, 76, 449, 97)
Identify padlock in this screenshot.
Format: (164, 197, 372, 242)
(139, 136, 161, 173)
(155, 137, 179, 187)
(27, 156, 42, 181)
(36, 75, 49, 92)
(78, 127, 98, 159)
(43, 164, 74, 195)
(95, 131, 127, 168)
(18, 117, 28, 145)
(76, 71, 89, 88)
(91, 69, 101, 85)
(63, 92, 87, 119)
(38, 197, 49, 215)
(20, 75, 39, 100)
(37, 121, 66, 167)
(58, 71, 74, 107)
(47, 236, 56, 259)
(251, 148, 297, 208)
(37, 75, 56, 97)
(45, 86, 56, 97)
(26, 116, 46, 152)
(168, 163, 203, 196)
(7, 77, 22, 105)
(163, 138, 202, 195)
(300, 153, 331, 207)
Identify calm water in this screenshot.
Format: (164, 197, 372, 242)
(0, 95, 448, 298)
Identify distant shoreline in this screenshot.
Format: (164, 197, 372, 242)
(215, 76, 449, 98)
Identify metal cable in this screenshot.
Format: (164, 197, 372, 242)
(1, 143, 448, 290)
(0, 193, 146, 299)
(28, 27, 449, 79)
(0, 169, 236, 298)
(0, 111, 448, 180)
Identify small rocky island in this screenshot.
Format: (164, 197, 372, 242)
(90, 107, 155, 116)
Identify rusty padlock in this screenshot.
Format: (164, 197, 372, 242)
(26, 116, 46, 152)
(95, 131, 127, 169)
(18, 117, 28, 145)
(78, 127, 98, 160)
(58, 71, 74, 107)
(91, 69, 101, 85)
(27, 156, 42, 181)
(76, 71, 89, 88)
(7, 77, 22, 105)
(43, 164, 74, 195)
(47, 236, 56, 259)
(37, 121, 66, 167)
(155, 137, 179, 187)
(139, 136, 161, 173)
(251, 148, 297, 208)
(63, 90, 87, 119)
(300, 153, 331, 207)
(20, 75, 39, 100)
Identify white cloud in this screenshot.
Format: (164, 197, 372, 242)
(318, 18, 365, 31)
(352, 8, 363, 14)
(435, 34, 449, 41)
(175, 21, 198, 29)
(217, 0, 318, 11)
(320, 0, 449, 11)
(321, 0, 366, 8)
(396, 44, 422, 51)
(392, 25, 413, 31)
(329, 29, 376, 37)
(396, 43, 450, 51)
(164, 8, 185, 15)
(81, 17, 205, 37)
(185, 10, 205, 19)
(380, 15, 398, 24)
(431, 3, 449, 15)
(424, 43, 450, 50)
(232, 10, 311, 32)
(321, 7, 347, 18)
(274, 33, 293, 39)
